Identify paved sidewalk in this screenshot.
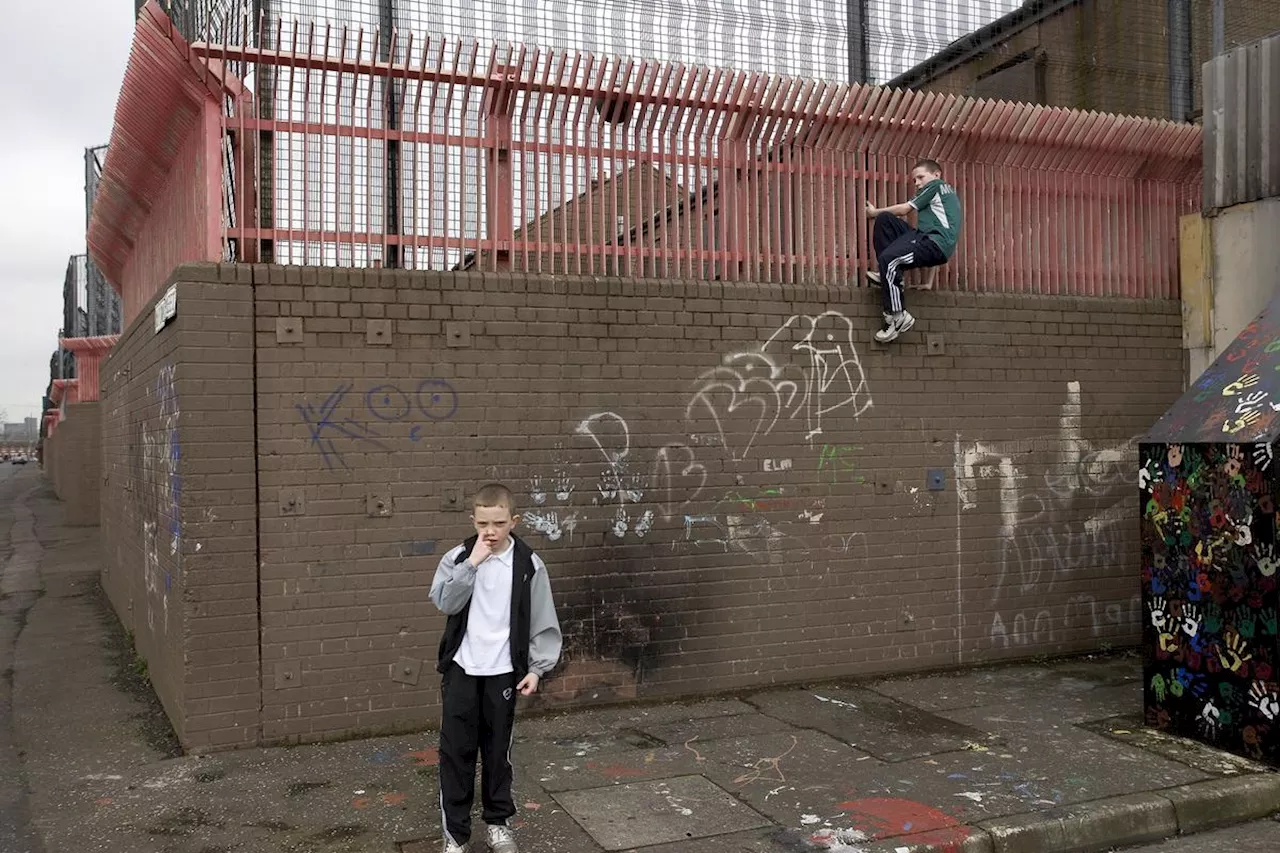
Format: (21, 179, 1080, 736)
(6, 469, 1280, 853)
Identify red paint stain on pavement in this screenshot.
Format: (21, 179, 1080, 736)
(523, 801, 542, 810)
(382, 791, 408, 806)
(835, 797, 970, 852)
(352, 797, 371, 809)
(585, 760, 647, 780)
(407, 748, 439, 766)
(95, 797, 113, 806)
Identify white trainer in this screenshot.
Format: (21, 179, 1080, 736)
(875, 311, 915, 343)
(487, 824, 518, 853)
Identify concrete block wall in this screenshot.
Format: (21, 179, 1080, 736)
(100, 263, 1186, 750)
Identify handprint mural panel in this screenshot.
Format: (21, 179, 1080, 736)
(1140, 441, 1280, 763)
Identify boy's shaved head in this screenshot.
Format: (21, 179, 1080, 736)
(473, 482, 516, 513)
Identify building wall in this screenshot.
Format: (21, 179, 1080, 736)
(905, 0, 1280, 121)
(45, 431, 62, 500)
(1179, 200, 1280, 387)
(87, 263, 1183, 750)
(49, 403, 103, 526)
(100, 271, 260, 751)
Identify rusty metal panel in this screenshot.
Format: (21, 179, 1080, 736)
(1203, 31, 1280, 211)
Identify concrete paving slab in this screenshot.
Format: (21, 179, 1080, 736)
(525, 738, 709, 794)
(552, 775, 770, 850)
(747, 687, 991, 762)
(1077, 714, 1275, 779)
(637, 710, 798, 747)
(518, 700, 756, 741)
(870, 659, 1140, 715)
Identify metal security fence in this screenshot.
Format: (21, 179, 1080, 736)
(91, 2, 1202, 325)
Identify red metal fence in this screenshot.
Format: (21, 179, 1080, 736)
(60, 336, 121, 403)
(92, 2, 1203, 321)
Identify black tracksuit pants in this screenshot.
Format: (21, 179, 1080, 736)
(873, 211, 946, 315)
(438, 664, 518, 845)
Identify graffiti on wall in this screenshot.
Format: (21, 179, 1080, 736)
(135, 363, 182, 636)
(522, 311, 873, 559)
(296, 378, 459, 469)
(513, 311, 875, 698)
(956, 381, 1138, 651)
(1141, 442, 1280, 762)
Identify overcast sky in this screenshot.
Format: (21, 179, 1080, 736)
(0, 3, 134, 423)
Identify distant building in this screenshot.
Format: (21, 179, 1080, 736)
(888, 0, 1280, 122)
(4, 422, 36, 443)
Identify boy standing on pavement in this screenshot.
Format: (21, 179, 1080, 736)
(863, 158, 963, 343)
(430, 483, 562, 853)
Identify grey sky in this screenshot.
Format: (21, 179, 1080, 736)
(0, 3, 133, 422)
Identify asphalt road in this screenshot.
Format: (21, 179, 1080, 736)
(1114, 818, 1280, 851)
(0, 462, 44, 853)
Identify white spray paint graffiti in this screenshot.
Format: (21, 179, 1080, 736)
(955, 381, 1138, 650)
(688, 311, 873, 460)
(520, 311, 873, 563)
(138, 363, 181, 635)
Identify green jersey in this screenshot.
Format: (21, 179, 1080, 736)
(908, 178, 962, 258)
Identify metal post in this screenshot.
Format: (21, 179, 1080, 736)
(1167, 0, 1193, 122)
(256, 0, 275, 263)
(1212, 0, 1225, 56)
(380, 0, 402, 268)
(847, 0, 870, 84)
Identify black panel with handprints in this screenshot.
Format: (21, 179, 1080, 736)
(1148, 289, 1280, 445)
(1139, 441, 1279, 763)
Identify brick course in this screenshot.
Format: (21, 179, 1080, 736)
(98, 262, 1184, 750)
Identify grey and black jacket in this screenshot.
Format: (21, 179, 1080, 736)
(428, 534, 562, 679)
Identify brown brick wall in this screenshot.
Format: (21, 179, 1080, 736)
(45, 431, 61, 499)
(248, 265, 1183, 745)
(98, 263, 1186, 750)
(100, 269, 260, 752)
(48, 402, 102, 526)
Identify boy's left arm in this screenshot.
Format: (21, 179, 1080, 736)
(518, 556, 563, 695)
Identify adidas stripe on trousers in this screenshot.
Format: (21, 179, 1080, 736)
(438, 663, 518, 846)
(873, 212, 945, 314)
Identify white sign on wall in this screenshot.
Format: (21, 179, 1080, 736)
(154, 284, 177, 333)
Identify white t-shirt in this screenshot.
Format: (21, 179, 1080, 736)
(453, 540, 515, 676)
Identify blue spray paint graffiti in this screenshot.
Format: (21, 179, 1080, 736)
(298, 379, 459, 469)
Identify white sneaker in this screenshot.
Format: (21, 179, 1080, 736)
(441, 839, 469, 853)
(866, 270, 882, 286)
(875, 311, 915, 343)
(487, 824, 518, 853)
